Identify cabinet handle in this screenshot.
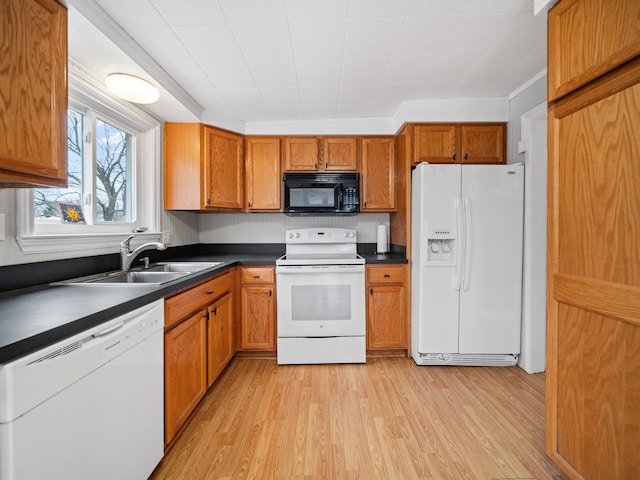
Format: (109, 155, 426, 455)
(248, 201, 251, 207)
(452, 153, 456, 161)
(464, 153, 468, 161)
(253, 275, 260, 279)
(325, 162, 328, 169)
(384, 274, 391, 278)
(314, 163, 318, 169)
(269, 290, 272, 297)
(212, 307, 217, 315)
(370, 288, 373, 295)
(207, 290, 215, 295)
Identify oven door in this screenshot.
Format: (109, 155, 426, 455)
(276, 264, 365, 337)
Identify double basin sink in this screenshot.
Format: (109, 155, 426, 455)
(57, 262, 223, 286)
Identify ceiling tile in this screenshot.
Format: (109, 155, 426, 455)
(439, 13, 521, 55)
(149, 0, 227, 26)
(260, 88, 302, 109)
(303, 105, 337, 120)
(367, 103, 399, 117)
(381, 56, 433, 84)
(336, 104, 374, 118)
(409, 0, 532, 16)
(374, 83, 418, 103)
(411, 82, 455, 99)
(218, 0, 287, 23)
(348, 0, 413, 18)
(423, 53, 481, 82)
(340, 57, 388, 85)
(285, 0, 349, 19)
(343, 17, 404, 58)
(338, 85, 378, 105)
(393, 16, 459, 56)
(94, 0, 165, 28)
(220, 88, 267, 111)
(232, 107, 272, 122)
(300, 86, 339, 107)
(268, 107, 304, 120)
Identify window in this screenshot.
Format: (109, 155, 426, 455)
(16, 59, 162, 254)
(34, 109, 134, 225)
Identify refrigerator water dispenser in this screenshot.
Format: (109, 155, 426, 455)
(426, 224, 456, 265)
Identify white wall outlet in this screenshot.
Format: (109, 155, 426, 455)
(162, 231, 171, 244)
(0, 214, 5, 240)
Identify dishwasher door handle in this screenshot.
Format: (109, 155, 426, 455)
(92, 321, 125, 338)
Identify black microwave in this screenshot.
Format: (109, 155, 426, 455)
(283, 172, 360, 216)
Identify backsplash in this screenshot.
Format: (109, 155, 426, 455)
(198, 213, 390, 243)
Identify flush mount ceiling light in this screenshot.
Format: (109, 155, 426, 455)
(105, 73, 160, 104)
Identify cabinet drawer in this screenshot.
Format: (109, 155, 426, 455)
(165, 270, 233, 328)
(366, 265, 405, 284)
(240, 267, 274, 284)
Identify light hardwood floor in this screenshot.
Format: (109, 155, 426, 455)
(150, 357, 567, 480)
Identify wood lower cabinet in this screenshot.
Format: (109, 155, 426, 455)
(0, 0, 67, 187)
(361, 137, 396, 211)
(164, 123, 243, 210)
(366, 265, 407, 352)
(238, 266, 276, 352)
(413, 124, 505, 165)
(164, 269, 235, 444)
(164, 309, 207, 445)
(245, 137, 281, 211)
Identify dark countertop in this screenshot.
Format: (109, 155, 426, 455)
(0, 245, 406, 364)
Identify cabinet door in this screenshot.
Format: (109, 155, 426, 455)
(546, 59, 640, 480)
(203, 126, 243, 209)
(460, 125, 505, 164)
(413, 125, 457, 164)
(361, 137, 396, 211)
(240, 286, 275, 350)
(322, 137, 357, 171)
(0, 0, 67, 187)
(207, 292, 235, 386)
(245, 137, 281, 211)
(284, 137, 319, 171)
(165, 310, 207, 444)
(548, 0, 640, 101)
(367, 285, 406, 350)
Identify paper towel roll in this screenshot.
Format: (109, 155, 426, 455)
(376, 224, 388, 254)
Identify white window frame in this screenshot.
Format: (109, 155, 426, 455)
(16, 59, 163, 253)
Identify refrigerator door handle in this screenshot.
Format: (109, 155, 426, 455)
(463, 197, 471, 291)
(454, 197, 463, 290)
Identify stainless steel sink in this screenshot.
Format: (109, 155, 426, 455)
(54, 261, 223, 286)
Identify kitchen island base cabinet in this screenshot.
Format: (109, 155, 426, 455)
(238, 267, 276, 353)
(164, 269, 235, 445)
(366, 265, 407, 355)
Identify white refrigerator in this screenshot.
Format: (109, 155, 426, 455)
(411, 163, 524, 366)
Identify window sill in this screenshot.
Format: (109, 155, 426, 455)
(17, 232, 163, 254)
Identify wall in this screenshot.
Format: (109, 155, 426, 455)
(507, 74, 547, 163)
(199, 213, 389, 245)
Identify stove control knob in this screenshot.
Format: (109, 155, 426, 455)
(288, 233, 294, 239)
(295, 233, 301, 239)
(343, 232, 348, 237)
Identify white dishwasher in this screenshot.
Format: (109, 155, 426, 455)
(0, 299, 164, 480)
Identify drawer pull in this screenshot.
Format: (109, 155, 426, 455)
(253, 275, 261, 279)
(384, 274, 391, 278)
(207, 290, 215, 295)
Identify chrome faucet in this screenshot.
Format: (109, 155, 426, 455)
(120, 235, 166, 271)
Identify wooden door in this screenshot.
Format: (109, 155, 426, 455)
(0, 0, 67, 187)
(284, 137, 318, 171)
(164, 310, 207, 444)
(546, 59, 640, 479)
(460, 125, 505, 164)
(203, 126, 243, 209)
(240, 286, 275, 350)
(245, 137, 281, 211)
(413, 125, 457, 164)
(361, 137, 396, 211)
(207, 292, 235, 386)
(322, 137, 357, 170)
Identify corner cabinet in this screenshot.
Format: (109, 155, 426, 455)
(238, 266, 276, 352)
(164, 123, 243, 210)
(413, 124, 505, 165)
(366, 265, 407, 353)
(361, 137, 396, 211)
(245, 137, 281, 211)
(164, 269, 235, 445)
(0, 0, 67, 187)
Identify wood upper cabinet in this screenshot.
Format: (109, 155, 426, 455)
(548, 0, 640, 101)
(0, 0, 67, 187)
(413, 125, 457, 164)
(322, 137, 357, 171)
(361, 137, 396, 211)
(413, 124, 505, 165)
(245, 137, 281, 211)
(284, 136, 357, 171)
(164, 123, 243, 210)
(238, 267, 276, 351)
(366, 265, 407, 351)
(203, 126, 243, 209)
